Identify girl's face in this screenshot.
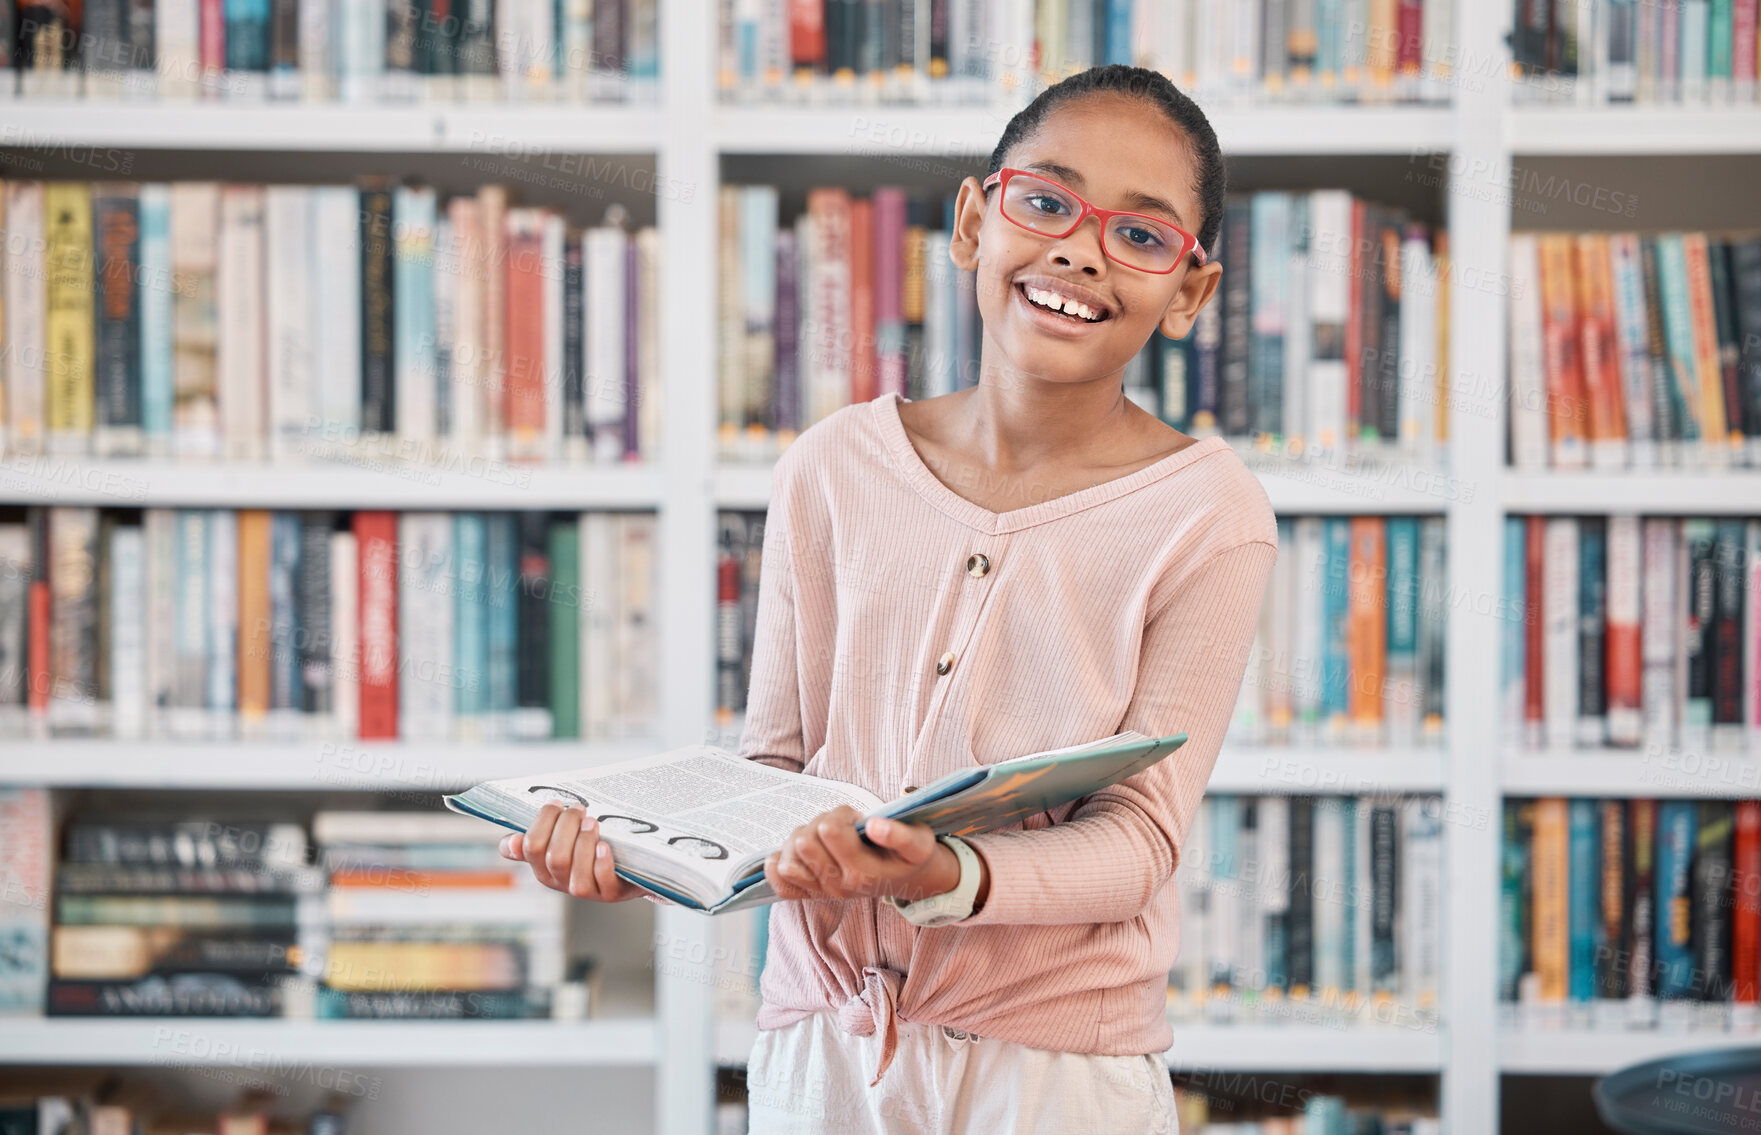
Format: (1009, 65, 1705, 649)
(950, 93, 1223, 389)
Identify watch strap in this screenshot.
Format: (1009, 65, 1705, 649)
(885, 835, 980, 927)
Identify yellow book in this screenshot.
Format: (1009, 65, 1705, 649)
(236, 510, 272, 731)
(44, 182, 95, 449)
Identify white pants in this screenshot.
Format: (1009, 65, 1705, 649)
(745, 1012, 1178, 1134)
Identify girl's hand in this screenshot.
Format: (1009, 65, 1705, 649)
(763, 806, 959, 904)
(500, 802, 649, 902)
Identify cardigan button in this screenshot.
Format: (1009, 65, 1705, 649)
(966, 553, 990, 577)
(936, 651, 956, 676)
(903, 785, 920, 793)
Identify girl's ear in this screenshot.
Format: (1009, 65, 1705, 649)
(948, 175, 987, 271)
(1157, 261, 1224, 341)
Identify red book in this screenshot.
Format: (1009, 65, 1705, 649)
(1736, 802, 1761, 1004)
(1524, 514, 1545, 744)
(873, 188, 907, 399)
(200, 0, 224, 84)
(1738, 1, 1758, 90)
(790, 0, 826, 70)
(1397, 0, 1423, 76)
(28, 579, 49, 714)
(355, 511, 399, 740)
(849, 198, 877, 405)
(1345, 199, 1365, 437)
(504, 209, 547, 461)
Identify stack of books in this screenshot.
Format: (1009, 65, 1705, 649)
(313, 810, 565, 1021)
(44, 810, 324, 1018)
(1508, 231, 1761, 470)
(717, 0, 1458, 105)
(4, 0, 658, 102)
(1232, 516, 1448, 750)
(1171, 1089, 1442, 1135)
(716, 184, 1452, 469)
(0, 179, 660, 466)
(1503, 797, 1761, 1033)
(1511, 0, 1761, 106)
(0, 507, 660, 744)
(1501, 515, 1759, 755)
(0, 1074, 352, 1135)
(1167, 793, 1444, 1031)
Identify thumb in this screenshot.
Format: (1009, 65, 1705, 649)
(867, 817, 935, 863)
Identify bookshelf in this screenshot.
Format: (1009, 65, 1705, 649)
(4, 3, 1760, 1134)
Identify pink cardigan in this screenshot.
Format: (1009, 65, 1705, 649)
(737, 391, 1278, 1087)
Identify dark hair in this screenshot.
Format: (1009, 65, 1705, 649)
(986, 64, 1226, 258)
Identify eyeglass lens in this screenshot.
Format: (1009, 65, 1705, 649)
(999, 173, 1182, 272)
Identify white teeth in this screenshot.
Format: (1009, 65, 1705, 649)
(1023, 285, 1102, 323)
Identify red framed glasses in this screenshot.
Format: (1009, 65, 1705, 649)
(981, 167, 1207, 274)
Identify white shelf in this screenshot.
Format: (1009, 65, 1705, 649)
(7, 100, 664, 152)
(1500, 1027, 1756, 1075)
(716, 1017, 1441, 1072)
(0, 1017, 659, 1067)
(713, 105, 1454, 156)
(1502, 471, 1761, 516)
(716, 458, 1454, 516)
(0, 738, 657, 789)
(1502, 748, 1761, 799)
(1508, 106, 1761, 155)
(0, 458, 666, 510)
(1209, 747, 1447, 795)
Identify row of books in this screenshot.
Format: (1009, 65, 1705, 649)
(0, 507, 660, 743)
(1511, 0, 1761, 106)
(1167, 793, 1443, 1029)
(0, 179, 660, 465)
(1503, 797, 1761, 1033)
(716, 0, 1458, 106)
(1501, 516, 1760, 755)
(1, 0, 657, 103)
(1233, 517, 1447, 750)
(0, 1078, 348, 1135)
(0, 791, 583, 1021)
(716, 185, 1451, 468)
(1507, 231, 1761, 470)
(1169, 1090, 1441, 1135)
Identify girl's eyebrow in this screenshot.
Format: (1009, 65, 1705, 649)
(1021, 160, 1188, 227)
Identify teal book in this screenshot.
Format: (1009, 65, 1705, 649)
(1654, 235, 1704, 445)
(548, 519, 580, 739)
(485, 512, 519, 729)
(1385, 517, 1420, 747)
(1655, 800, 1697, 999)
(138, 185, 174, 453)
(444, 731, 1188, 914)
(1322, 517, 1352, 732)
(1568, 798, 1599, 1003)
(1502, 516, 1526, 741)
(454, 513, 488, 726)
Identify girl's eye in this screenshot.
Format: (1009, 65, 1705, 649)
(1022, 193, 1072, 217)
(1116, 224, 1168, 249)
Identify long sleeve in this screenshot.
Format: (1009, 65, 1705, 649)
(736, 453, 808, 776)
(956, 539, 1278, 927)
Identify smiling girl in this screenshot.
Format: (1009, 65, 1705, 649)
(501, 64, 1278, 1133)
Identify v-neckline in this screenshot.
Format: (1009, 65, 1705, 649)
(871, 391, 1229, 536)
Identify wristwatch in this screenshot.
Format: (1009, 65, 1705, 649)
(884, 835, 981, 927)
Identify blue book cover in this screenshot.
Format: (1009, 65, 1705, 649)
(223, 0, 270, 70)
(269, 513, 302, 715)
(1385, 517, 1420, 742)
(1105, 0, 1134, 64)
(138, 186, 173, 451)
(1340, 798, 1358, 992)
(1655, 800, 1697, 998)
(206, 510, 237, 721)
(1501, 516, 1526, 738)
(1568, 798, 1599, 1002)
(393, 186, 437, 445)
(1248, 192, 1291, 439)
(1322, 518, 1352, 730)
(1654, 235, 1703, 444)
(486, 512, 519, 725)
(1208, 794, 1239, 991)
(455, 513, 488, 723)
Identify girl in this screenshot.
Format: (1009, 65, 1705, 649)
(503, 64, 1277, 1134)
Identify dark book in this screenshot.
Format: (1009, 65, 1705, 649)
(485, 512, 519, 720)
(1375, 213, 1404, 442)
(592, 0, 624, 74)
(624, 235, 640, 455)
(1627, 798, 1656, 999)
(64, 821, 302, 868)
(15, 3, 75, 76)
(563, 234, 585, 447)
(270, 0, 298, 76)
(457, 0, 495, 76)
(1246, 198, 1284, 440)
(1219, 198, 1252, 436)
(386, 0, 418, 77)
(299, 512, 335, 718)
(417, 0, 453, 75)
(515, 511, 551, 721)
(1370, 802, 1399, 994)
(359, 179, 397, 434)
(1517, 800, 1538, 983)
(47, 975, 281, 1017)
(53, 862, 320, 895)
(95, 513, 117, 710)
(1639, 236, 1681, 447)
(225, 0, 270, 71)
(56, 895, 300, 928)
(1711, 520, 1746, 731)
(93, 180, 142, 451)
(1596, 799, 1628, 999)
(269, 513, 302, 717)
(828, 0, 860, 76)
(861, 0, 886, 75)
(315, 987, 545, 1019)
(776, 227, 801, 432)
(1287, 796, 1315, 995)
(1578, 517, 1607, 739)
(1692, 801, 1734, 1001)
(1550, 0, 1577, 75)
(1500, 801, 1528, 1001)
(716, 518, 746, 721)
(1357, 204, 1387, 442)
(1729, 239, 1761, 444)
(82, 0, 128, 78)
(928, 0, 948, 77)
(1708, 240, 1745, 447)
(1685, 521, 1716, 735)
(894, 0, 913, 73)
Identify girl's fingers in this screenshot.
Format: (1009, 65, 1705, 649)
(499, 833, 525, 861)
(791, 832, 840, 890)
(523, 804, 564, 886)
(546, 806, 586, 885)
(766, 851, 808, 900)
(567, 819, 602, 900)
(818, 821, 877, 883)
(591, 838, 625, 899)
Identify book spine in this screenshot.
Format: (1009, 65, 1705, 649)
(1500, 802, 1527, 1001)
(874, 187, 907, 400)
(1606, 515, 1644, 747)
(1685, 519, 1716, 751)
(314, 187, 363, 448)
(1322, 517, 1351, 739)
(1628, 798, 1657, 999)
(206, 509, 237, 739)
(562, 232, 585, 459)
(1736, 800, 1761, 1005)
(93, 186, 143, 457)
(1577, 517, 1608, 747)
(360, 180, 397, 440)
(1248, 192, 1290, 441)
(299, 513, 334, 724)
(1542, 517, 1580, 750)
(355, 511, 399, 740)
(1575, 233, 1629, 467)
(1596, 798, 1628, 1001)
(1608, 232, 1656, 465)
(1385, 516, 1420, 748)
(1640, 236, 1683, 465)
(1712, 519, 1746, 748)
(44, 183, 96, 454)
(394, 186, 439, 455)
(1642, 518, 1681, 749)
(1307, 191, 1351, 454)
(330, 529, 358, 740)
(1538, 233, 1589, 468)
(849, 198, 876, 405)
(504, 208, 546, 460)
(1656, 799, 1697, 999)
(217, 186, 267, 461)
(1402, 795, 1441, 1020)
(4, 185, 45, 455)
(1709, 239, 1746, 457)
(0, 789, 51, 1011)
(514, 511, 552, 738)
(446, 197, 483, 458)
(1347, 518, 1387, 743)
(1533, 797, 1570, 1003)
(1750, 520, 1761, 755)
(268, 512, 302, 729)
(265, 186, 311, 461)
(1657, 235, 1706, 454)
(1567, 797, 1598, 1003)
(1684, 233, 1731, 462)
(1694, 801, 1734, 1001)
(549, 517, 579, 739)
(1220, 198, 1252, 437)
(236, 510, 272, 734)
(584, 226, 628, 461)
(398, 512, 455, 742)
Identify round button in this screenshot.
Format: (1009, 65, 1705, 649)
(903, 784, 920, 793)
(935, 651, 956, 676)
(966, 553, 990, 578)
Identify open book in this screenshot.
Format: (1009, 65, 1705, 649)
(442, 730, 1187, 914)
